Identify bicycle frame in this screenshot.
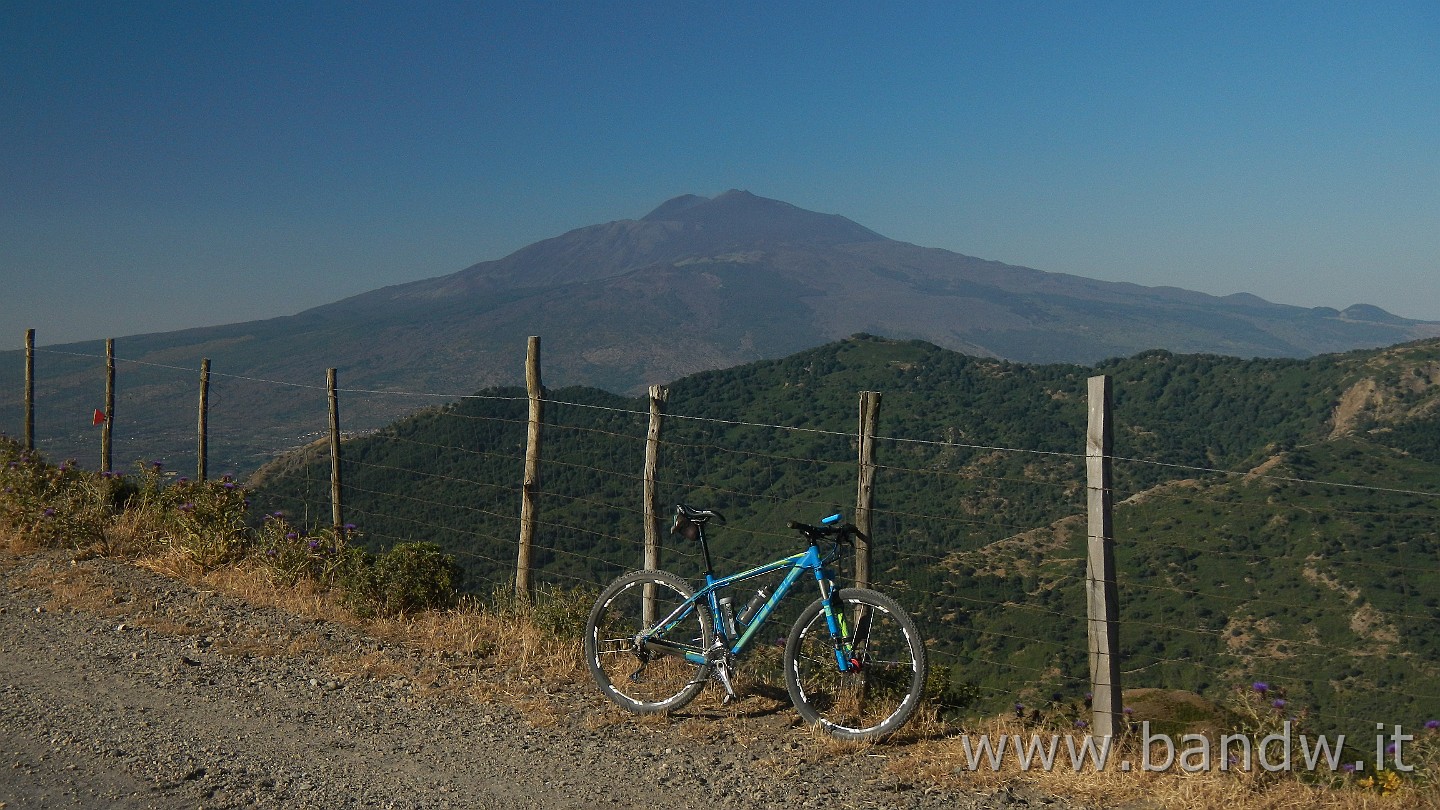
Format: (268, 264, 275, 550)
(641, 535, 855, 672)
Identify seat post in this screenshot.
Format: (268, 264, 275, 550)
(696, 522, 716, 578)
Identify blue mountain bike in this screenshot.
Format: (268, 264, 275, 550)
(583, 505, 928, 740)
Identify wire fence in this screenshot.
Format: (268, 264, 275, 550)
(7, 336, 1440, 740)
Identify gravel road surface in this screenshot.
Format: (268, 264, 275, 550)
(0, 549, 1078, 809)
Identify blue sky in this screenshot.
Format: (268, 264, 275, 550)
(3, 1, 1438, 348)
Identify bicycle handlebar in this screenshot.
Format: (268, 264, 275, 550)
(787, 520, 861, 542)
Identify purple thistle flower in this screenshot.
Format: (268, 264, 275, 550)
(1271, 698, 1286, 710)
(307, 539, 319, 550)
(343, 523, 357, 531)
(286, 532, 298, 540)
(1426, 720, 1440, 730)
(151, 460, 163, 469)
(265, 549, 276, 557)
(223, 482, 237, 490)
(1342, 763, 1356, 773)
(1252, 682, 1269, 694)
(1123, 707, 1134, 716)
(1074, 720, 1088, 729)
(272, 511, 284, 518)
(1387, 743, 1398, 755)
(43, 507, 56, 517)
(177, 477, 189, 484)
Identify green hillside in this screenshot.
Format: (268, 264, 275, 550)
(249, 334, 1440, 737)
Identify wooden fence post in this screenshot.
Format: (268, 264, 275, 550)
(643, 384, 668, 569)
(854, 390, 881, 590)
(327, 368, 343, 532)
(197, 358, 210, 481)
(102, 338, 114, 473)
(516, 336, 543, 598)
(1086, 374, 1122, 738)
(23, 329, 34, 452)
(642, 384, 668, 624)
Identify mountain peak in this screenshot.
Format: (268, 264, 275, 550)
(640, 190, 886, 246)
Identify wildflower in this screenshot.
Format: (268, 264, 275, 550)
(1426, 720, 1439, 731)
(286, 532, 298, 540)
(1074, 720, 1088, 729)
(151, 460, 164, 469)
(178, 502, 194, 512)
(307, 539, 319, 550)
(1014, 703, 1025, 716)
(1271, 698, 1286, 710)
(271, 511, 284, 518)
(1123, 707, 1134, 716)
(266, 549, 276, 557)
(1252, 681, 1269, 694)
(1342, 763, 1356, 774)
(223, 482, 237, 490)
(177, 477, 189, 484)
(343, 523, 357, 532)
(43, 507, 56, 518)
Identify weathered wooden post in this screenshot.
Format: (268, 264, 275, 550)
(23, 329, 34, 452)
(642, 384, 668, 624)
(854, 390, 881, 590)
(327, 368, 343, 532)
(643, 384, 669, 569)
(102, 338, 115, 473)
(1086, 374, 1122, 738)
(197, 358, 210, 481)
(516, 336, 543, 598)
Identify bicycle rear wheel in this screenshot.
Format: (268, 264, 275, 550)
(784, 588, 927, 740)
(584, 569, 713, 714)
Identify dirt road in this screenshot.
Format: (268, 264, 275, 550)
(0, 549, 1074, 809)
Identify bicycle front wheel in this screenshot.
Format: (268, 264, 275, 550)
(584, 569, 713, 714)
(784, 587, 927, 740)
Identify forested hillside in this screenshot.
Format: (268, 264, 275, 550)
(250, 335, 1440, 737)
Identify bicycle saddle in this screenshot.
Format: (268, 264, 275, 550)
(672, 504, 724, 539)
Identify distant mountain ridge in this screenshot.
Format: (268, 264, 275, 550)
(2, 190, 1437, 472)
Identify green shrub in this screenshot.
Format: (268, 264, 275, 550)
(344, 541, 463, 617)
(1, 438, 128, 550)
